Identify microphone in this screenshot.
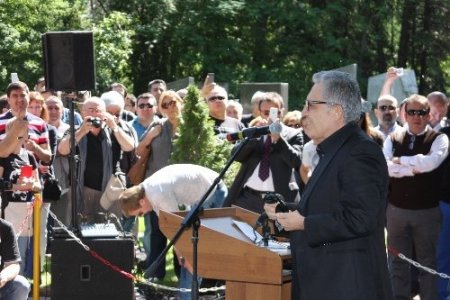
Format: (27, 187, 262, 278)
(226, 122, 282, 142)
(253, 212, 271, 247)
(254, 212, 268, 229)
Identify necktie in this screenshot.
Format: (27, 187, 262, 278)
(258, 136, 272, 181)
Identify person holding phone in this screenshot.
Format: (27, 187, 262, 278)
(0, 117, 41, 276)
(224, 91, 303, 213)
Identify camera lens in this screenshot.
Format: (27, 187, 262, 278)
(89, 117, 102, 128)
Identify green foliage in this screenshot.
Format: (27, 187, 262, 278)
(1, 0, 449, 103)
(170, 85, 232, 172)
(92, 11, 135, 94)
(0, 0, 87, 91)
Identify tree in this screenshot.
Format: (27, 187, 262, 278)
(170, 85, 238, 186)
(0, 0, 86, 91)
(92, 11, 135, 94)
(396, 0, 450, 93)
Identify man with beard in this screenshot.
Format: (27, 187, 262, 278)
(374, 94, 402, 139)
(374, 68, 403, 139)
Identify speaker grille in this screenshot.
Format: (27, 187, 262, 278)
(42, 31, 95, 91)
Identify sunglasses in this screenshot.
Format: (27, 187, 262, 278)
(378, 105, 396, 112)
(406, 109, 429, 117)
(207, 96, 225, 102)
(138, 103, 154, 109)
(161, 100, 177, 109)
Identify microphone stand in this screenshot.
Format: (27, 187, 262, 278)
(146, 137, 253, 300)
(68, 96, 79, 233)
(262, 217, 270, 247)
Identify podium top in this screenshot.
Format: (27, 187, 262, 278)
(159, 207, 291, 285)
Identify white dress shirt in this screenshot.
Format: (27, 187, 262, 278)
(383, 126, 449, 177)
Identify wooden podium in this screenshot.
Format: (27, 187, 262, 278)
(159, 207, 292, 300)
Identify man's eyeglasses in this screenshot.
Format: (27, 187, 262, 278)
(304, 100, 331, 111)
(406, 109, 429, 117)
(138, 103, 154, 109)
(378, 105, 396, 112)
(161, 100, 177, 109)
(207, 96, 225, 102)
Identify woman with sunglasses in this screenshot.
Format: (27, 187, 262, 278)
(134, 90, 184, 284)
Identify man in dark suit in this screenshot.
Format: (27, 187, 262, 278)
(224, 91, 303, 213)
(265, 71, 393, 299)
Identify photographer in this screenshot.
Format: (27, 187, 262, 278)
(58, 97, 134, 220)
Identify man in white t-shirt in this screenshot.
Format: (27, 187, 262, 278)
(119, 163, 227, 300)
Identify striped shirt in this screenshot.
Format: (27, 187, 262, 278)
(0, 111, 49, 152)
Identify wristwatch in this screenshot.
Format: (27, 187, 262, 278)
(112, 127, 119, 133)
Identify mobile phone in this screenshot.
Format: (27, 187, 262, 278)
(11, 73, 19, 83)
(269, 107, 279, 123)
(394, 68, 404, 76)
(207, 73, 215, 85)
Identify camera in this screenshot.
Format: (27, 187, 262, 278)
(263, 192, 289, 213)
(88, 117, 102, 128)
(263, 192, 289, 237)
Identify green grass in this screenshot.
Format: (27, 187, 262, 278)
(136, 216, 179, 286)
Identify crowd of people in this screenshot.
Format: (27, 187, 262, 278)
(0, 67, 449, 300)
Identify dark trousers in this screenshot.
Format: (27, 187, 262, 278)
(145, 211, 167, 279)
(233, 187, 266, 213)
(387, 204, 441, 300)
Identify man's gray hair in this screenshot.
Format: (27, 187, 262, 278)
(312, 70, 362, 123)
(101, 90, 124, 111)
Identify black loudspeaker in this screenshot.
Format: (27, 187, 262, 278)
(42, 31, 95, 91)
(51, 238, 134, 300)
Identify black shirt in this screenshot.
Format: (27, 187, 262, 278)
(84, 132, 104, 190)
(0, 219, 21, 270)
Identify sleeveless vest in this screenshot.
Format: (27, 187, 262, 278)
(389, 129, 444, 209)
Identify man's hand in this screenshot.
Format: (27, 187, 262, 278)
(79, 116, 96, 134)
(276, 210, 305, 231)
(7, 117, 28, 138)
(102, 112, 118, 129)
(24, 139, 38, 152)
(263, 202, 278, 220)
(0, 273, 6, 288)
(391, 157, 401, 164)
(386, 67, 400, 82)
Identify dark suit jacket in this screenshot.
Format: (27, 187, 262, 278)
(224, 124, 303, 211)
(290, 123, 393, 300)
